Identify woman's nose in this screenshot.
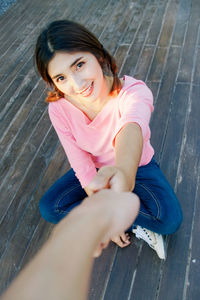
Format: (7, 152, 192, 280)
(70, 75, 85, 92)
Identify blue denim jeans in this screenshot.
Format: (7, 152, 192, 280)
(39, 158, 182, 235)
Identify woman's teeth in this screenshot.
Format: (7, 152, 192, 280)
(80, 82, 93, 96)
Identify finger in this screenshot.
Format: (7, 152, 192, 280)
(87, 173, 110, 191)
(112, 236, 130, 248)
(120, 232, 130, 244)
(89, 167, 119, 191)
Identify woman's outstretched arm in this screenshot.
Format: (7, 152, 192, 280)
(87, 122, 143, 193)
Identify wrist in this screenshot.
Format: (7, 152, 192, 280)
(114, 165, 135, 191)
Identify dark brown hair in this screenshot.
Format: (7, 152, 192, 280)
(35, 20, 121, 102)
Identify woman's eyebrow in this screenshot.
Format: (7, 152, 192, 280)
(70, 56, 84, 68)
(52, 57, 84, 79)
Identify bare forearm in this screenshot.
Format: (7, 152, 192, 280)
(2, 204, 110, 300)
(114, 123, 143, 190)
(2, 190, 139, 300)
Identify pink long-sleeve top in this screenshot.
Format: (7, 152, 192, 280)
(48, 75, 154, 187)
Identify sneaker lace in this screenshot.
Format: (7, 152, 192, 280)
(135, 226, 156, 246)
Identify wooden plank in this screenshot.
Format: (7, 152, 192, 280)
(0, 46, 35, 99)
(121, 0, 148, 45)
(128, 243, 163, 300)
(102, 236, 141, 300)
(134, 45, 155, 81)
(132, 1, 157, 46)
(0, 107, 53, 221)
(150, 46, 182, 161)
(0, 0, 53, 63)
(0, 0, 32, 38)
(121, 1, 157, 76)
(160, 83, 190, 186)
(0, 0, 21, 26)
(116, 44, 130, 73)
(91, 0, 120, 38)
(198, 25, 200, 46)
(0, 78, 44, 148)
(0, 1, 39, 56)
(0, 76, 45, 184)
(121, 43, 145, 77)
(193, 47, 200, 85)
(0, 72, 39, 144)
(72, 0, 96, 24)
(83, 0, 108, 30)
(0, 80, 45, 158)
(89, 244, 117, 300)
(171, 0, 192, 46)
(19, 145, 69, 269)
(18, 143, 70, 270)
(157, 85, 200, 300)
(147, 47, 168, 82)
(145, 0, 168, 45)
(185, 172, 200, 300)
(158, 0, 179, 47)
(177, 0, 200, 83)
(0, 127, 58, 258)
(99, 0, 135, 54)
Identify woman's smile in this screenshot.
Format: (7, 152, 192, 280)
(77, 81, 94, 97)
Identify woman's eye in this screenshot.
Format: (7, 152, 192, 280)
(76, 61, 85, 70)
(57, 76, 65, 82)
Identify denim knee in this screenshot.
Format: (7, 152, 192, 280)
(158, 207, 183, 235)
(39, 196, 61, 224)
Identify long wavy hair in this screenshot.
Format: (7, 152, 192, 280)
(35, 20, 122, 102)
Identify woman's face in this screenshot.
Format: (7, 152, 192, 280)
(48, 51, 107, 104)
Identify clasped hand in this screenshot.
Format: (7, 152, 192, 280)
(86, 166, 134, 252)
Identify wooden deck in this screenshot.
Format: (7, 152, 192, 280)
(0, 0, 200, 298)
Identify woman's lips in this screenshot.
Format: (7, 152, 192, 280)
(78, 82, 94, 97)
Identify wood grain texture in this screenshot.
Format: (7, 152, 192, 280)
(0, 0, 200, 299)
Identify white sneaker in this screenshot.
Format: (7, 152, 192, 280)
(132, 226, 166, 260)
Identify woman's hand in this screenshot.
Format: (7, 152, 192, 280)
(111, 232, 131, 247)
(87, 165, 131, 193)
(87, 169, 134, 251)
(93, 232, 131, 257)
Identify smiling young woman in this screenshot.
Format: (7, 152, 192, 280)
(47, 51, 113, 119)
(35, 19, 182, 260)
(35, 20, 121, 103)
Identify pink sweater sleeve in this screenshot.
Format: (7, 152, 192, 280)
(48, 104, 97, 187)
(113, 80, 154, 145)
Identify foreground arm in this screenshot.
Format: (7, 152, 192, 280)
(2, 190, 139, 300)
